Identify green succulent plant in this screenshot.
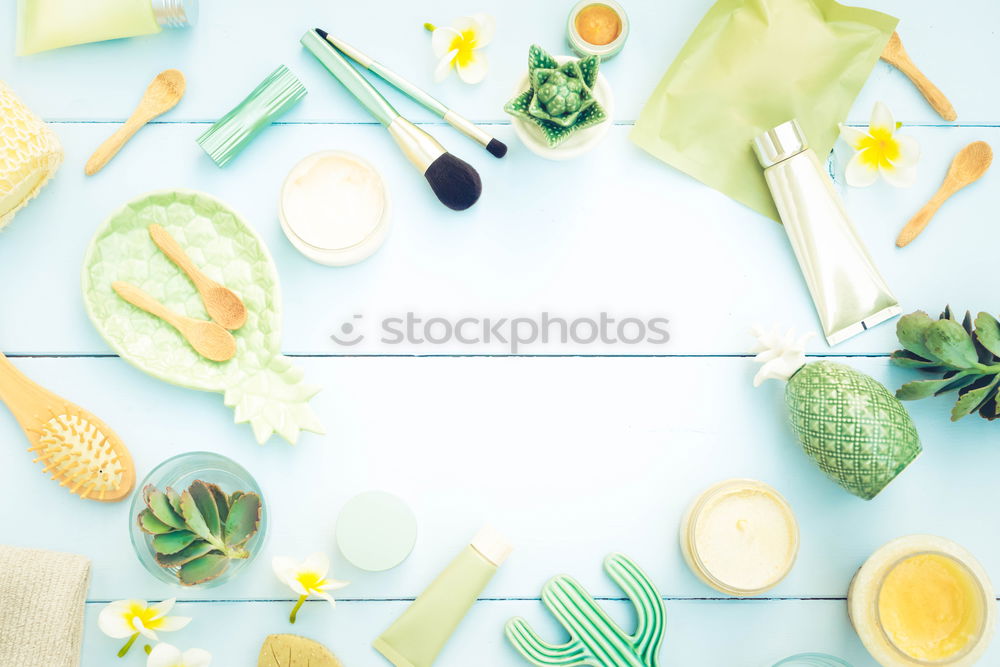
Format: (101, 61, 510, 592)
(504, 45, 607, 147)
(138, 480, 262, 585)
(892, 307, 1000, 421)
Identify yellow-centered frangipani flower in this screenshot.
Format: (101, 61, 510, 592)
(147, 643, 212, 667)
(426, 14, 495, 84)
(98, 598, 191, 658)
(273, 553, 349, 623)
(839, 101, 920, 188)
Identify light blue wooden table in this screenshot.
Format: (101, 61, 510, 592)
(2, 1, 999, 665)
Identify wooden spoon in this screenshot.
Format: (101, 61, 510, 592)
(881, 32, 957, 122)
(896, 141, 993, 248)
(85, 69, 186, 176)
(149, 224, 248, 330)
(112, 281, 237, 362)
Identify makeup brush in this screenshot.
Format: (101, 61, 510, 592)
(315, 29, 506, 159)
(301, 29, 482, 211)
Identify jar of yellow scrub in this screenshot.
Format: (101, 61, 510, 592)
(567, 0, 630, 60)
(680, 479, 799, 596)
(848, 535, 996, 666)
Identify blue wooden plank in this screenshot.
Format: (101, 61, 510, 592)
(0, 124, 996, 356)
(2, 1, 996, 124)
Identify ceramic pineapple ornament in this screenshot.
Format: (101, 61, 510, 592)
(83, 190, 324, 444)
(752, 326, 921, 500)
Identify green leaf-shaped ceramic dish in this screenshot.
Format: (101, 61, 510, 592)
(82, 190, 324, 444)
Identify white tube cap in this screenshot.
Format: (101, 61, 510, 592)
(471, 525, 513, 567)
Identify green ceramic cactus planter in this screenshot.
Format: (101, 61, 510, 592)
(505, 45, 613, 160)
(82, 190, 324, 445)
(506, 553, 666, 667)
(753, 327, 921, 501)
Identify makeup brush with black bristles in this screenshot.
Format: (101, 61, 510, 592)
(301, 29, 482, 211)
(315, 28, 507, 159)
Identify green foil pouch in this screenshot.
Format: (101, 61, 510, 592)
(631, 0, 897, 220)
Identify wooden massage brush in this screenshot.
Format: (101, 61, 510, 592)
(0, 352, 134, 501)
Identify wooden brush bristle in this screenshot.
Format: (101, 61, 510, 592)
(30, 410, 130, 501)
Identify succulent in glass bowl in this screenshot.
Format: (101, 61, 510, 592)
(505, 44, 609, 149)
(129, 452, 267, 588)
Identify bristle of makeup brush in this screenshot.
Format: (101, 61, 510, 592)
(424, 153, 482, 211)
(487, 138, 508, 159)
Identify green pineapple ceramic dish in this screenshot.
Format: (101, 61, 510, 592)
(752, 326, 921, 500)
(82, 190, 324, 445)
(505, 45, 613, 160)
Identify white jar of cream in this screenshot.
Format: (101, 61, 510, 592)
(279, 150, 391, 267)
(680, 478, 799, 597)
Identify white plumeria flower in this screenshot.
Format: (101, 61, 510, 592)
(98, 598, 190, 657)
(839, 101, 920, 188)
(428, 14, 495, 84)
(147, 643, 212, 667)
(273, 553, 349, 623)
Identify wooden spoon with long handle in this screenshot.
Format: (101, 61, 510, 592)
(112, 281, 237, 362)
(896, 141, 993, 248)
(85, 69, 186, 176)
(881, 32, 957, 122)
(149, 224, 248, 330)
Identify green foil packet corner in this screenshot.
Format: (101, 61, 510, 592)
(630, 0, 898, 221)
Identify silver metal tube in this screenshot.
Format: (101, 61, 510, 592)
(754, 120, 900, 346)
(387, 117, 447, 174)
(443, 110, 493, 149)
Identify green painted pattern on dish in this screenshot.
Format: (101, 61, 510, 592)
(81, 190, 324, 445)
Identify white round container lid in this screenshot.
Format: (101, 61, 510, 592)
(336, 491, 417, 572)
(280, 151, 389, 259)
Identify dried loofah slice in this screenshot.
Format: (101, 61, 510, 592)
(258, 635, 344, 667)
(0, 80, 63, 228)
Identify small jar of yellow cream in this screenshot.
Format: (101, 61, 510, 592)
(680, 479, 799, 597)
(567, 0, 629, 60)
(848, 535, 996, 666)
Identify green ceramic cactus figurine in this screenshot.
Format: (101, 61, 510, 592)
(505, 553, 666, 667)
(753, 326, 922, 501)
(504, 45, 608, 147)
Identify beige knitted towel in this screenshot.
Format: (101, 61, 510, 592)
(0, 545, 91, 667)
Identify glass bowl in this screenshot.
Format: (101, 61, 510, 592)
(129, 451, 267, 588)
(773, 655, 852, 667)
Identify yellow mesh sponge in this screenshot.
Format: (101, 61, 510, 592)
(0, 81, 62, 228)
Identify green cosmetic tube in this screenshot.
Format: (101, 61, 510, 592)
(373, 526, 513, 667)
(16, 0, 196, 56)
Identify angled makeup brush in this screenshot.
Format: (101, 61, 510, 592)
(301, 29, 482, 211)
(315, 28, 506, 159)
